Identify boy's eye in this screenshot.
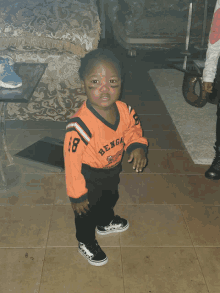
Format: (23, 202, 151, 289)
(90, 79, 118, 84)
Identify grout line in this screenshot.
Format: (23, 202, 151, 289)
(2, 204, 220, 207)
(1, 246, 220, 248)
(120, 173, 206, 175)
(19, 172, 206, 176)
(179, 207, 212, 292)
(17, 172, 207, 176)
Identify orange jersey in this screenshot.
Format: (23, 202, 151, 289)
(63, 99, 148, 203)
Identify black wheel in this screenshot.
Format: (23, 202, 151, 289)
(182, 73, 209, 108)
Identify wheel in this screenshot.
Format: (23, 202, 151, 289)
(182, 73, 209, 108)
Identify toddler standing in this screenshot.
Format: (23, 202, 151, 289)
(63, 48, 148, 266)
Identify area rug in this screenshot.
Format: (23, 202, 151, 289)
(148, 68, 216, 165)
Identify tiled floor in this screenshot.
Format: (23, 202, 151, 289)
(1, 45, 220, 293)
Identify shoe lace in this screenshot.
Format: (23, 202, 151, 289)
(111, 215, 122, 224)
(86, 240, 101, 255)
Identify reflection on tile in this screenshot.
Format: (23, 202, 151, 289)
(121, 247, 208, 293)
(180, 205, 220, 246)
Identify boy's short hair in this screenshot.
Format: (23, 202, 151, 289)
(79, 48, 123, 82)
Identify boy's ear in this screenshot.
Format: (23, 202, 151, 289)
(81, 81, 85, 93)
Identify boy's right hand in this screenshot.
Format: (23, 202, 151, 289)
(71, 199, 90, 215)
(202, 82, 213, 93)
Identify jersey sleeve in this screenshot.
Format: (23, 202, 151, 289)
(123, 104, 148, 155)
(63, 117, 91, 204)
(203, 1, 220, 83)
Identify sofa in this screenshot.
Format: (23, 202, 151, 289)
(0, 0, 101, 121)
(104, 0, 215, 53)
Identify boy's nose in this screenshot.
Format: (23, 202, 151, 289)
(99, 83, 111, 92)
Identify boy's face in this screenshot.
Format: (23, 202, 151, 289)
(81, 61, 121, 112)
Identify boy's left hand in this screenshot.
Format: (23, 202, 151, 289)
(128, 148, 148, 172)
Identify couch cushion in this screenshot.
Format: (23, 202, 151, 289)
(0, 0, 101, 57)
(0, 48, 87, 121)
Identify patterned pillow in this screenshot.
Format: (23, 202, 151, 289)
(0, 0, 101, 57)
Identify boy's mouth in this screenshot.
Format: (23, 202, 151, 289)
(100, 94, 110, 100)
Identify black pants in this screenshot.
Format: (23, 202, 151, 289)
(215, 66, 220, 146)
(74, 162, 122, 244)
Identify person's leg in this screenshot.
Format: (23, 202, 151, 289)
(216, 96, 220, 147)
(205, 86, 220, 179)
(95, 188, 119, 227)
(74, 185, 102, 244)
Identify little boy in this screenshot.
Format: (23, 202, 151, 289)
(63, 48, 148, 266)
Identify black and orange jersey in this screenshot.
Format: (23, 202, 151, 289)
(63, 99, 148, 203)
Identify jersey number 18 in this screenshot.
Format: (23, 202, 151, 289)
(68, 137, 80, 152)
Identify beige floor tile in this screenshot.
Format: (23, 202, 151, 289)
(39, 247, 124, 293)
(121, 247, 209, 293)
(5, 120, 66, 130)
(195, 248, 220, 293)
(144, 130, 185, 150)
(180, 205, 220, 246)
(121, 150, 208, 174)
(0, 205, 53, 247)
(140, 114, 176, 131)
(0, 149, 63, 174)
(0, 248, 45, 293)
(47, 205, 120, 247)
(1, 129, 65, 150)
(53, 174, 71, 205)
(113, 204, 192, 246)
(122, 96, 169, 114)
(0, 173, 57, 206)
(118, 173, 220, 205)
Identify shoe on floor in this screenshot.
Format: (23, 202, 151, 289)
(78, 239, 108, 266)
(205, 146, 220, 180)
(96, 215, 129, 235)
(0, 56, 22, 89)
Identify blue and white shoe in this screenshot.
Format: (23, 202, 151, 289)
(96, 215, 129, 235)
(0, 56, 22, 89)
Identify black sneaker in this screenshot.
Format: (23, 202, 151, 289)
(78, 239, 108, 266)
(205, 146, 220, 180)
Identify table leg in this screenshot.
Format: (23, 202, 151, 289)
(0, 102, 14, 166)
(0, 157, 7, 190)
(0, 103, 7, 190)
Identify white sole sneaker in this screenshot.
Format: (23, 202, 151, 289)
(0, 80, 22, 89)
(78, 241, 108, 266)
